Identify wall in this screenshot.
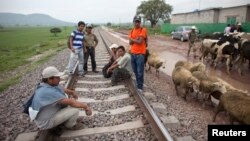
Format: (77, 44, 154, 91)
(218, 6, 248, 23)
(171, 5, 250, 24)
(171, 10, 216, 24)
(161, 22, 250, 34)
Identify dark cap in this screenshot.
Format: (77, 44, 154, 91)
(133, 16, 141, 22)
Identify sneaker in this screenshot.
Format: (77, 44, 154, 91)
(78, 74, 85, 77)
(66, 123, 84, 130)
(137, 89, 143, 93)
(76, 117, 84, 123)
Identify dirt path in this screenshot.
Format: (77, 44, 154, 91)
(101, 27, 250, 141)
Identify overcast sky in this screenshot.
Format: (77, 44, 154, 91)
(0, 0, 249, 23)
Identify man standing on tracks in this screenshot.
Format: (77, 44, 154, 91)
(129, 16, 147, 92)
(29, 66, 92, 130)
(188, 26, 198, 58)
(83, 24, 99, 73)
(107, 46, 132, 86)
(67, 21, 85, 76)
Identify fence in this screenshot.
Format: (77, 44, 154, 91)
(161, 23, 250, 34)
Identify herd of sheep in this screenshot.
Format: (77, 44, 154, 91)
(172, 60, 250, 124)
(143, 32, 250, 124)
(199, 32, 250, 75)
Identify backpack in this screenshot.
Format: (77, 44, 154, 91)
(22, 83, 40, 115)
(131, 27, 148, 47)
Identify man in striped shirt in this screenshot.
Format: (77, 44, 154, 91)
(68, 21, 85, 76)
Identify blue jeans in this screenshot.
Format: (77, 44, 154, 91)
(68, 48, 84, 75)
(131, 54, 145, 89)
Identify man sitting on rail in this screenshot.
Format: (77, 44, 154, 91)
(107, 46, 133, 86)
(102, 44, 119, 78)
(29, 66, 92, 130)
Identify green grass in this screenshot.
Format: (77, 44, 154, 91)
(0, 26, 74, 72)
(0, 26, 75, 92)
(0, 76, 20, 92)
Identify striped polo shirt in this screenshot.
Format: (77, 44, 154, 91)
(71, 30, 84, 49)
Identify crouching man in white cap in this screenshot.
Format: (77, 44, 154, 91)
(29, 66, 92, 130)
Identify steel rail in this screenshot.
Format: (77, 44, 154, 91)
(98, 27, 174, 141)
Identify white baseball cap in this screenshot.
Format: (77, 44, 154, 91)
(109, 44, 118, 49)
(86, 24, 93, 28)
(191, 26, 196, 29)
(42, 66, 64, 78)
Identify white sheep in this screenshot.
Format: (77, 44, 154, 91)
(172, 66, 200, 100)
(199, 39, 219, 63)
(147, 52, 166, 77)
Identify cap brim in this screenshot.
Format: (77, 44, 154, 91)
(54, 72, 64, 77)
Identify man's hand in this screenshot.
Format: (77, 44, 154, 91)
(71, 48, 75, 53)
(85, 106, 92, 116)
(71, 92, 78, 100)
(65, 88, 78, 100)
(129, 38, 134, 45)
(107, 68, 111, 73)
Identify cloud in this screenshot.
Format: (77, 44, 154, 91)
(0, 0, 249, 23)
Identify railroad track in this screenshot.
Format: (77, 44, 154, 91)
(15, 27, 173, 141)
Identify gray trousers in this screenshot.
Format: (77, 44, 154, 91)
(49, 107, 79, 129)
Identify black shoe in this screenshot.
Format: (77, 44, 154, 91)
(93, 70, 99, 73)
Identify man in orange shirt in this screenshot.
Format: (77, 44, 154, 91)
(129, 16, 147, 92)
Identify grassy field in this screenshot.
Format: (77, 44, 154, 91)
(0, 26, 74, 92)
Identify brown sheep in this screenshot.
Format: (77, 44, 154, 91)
(198, 80, 226, 105)
(147, 52, 166, 77)
(174, 60, 193, 70)
(172, 66, 200, 100)
(192, 71, 227, 106)
(175, 60, 206, 73)
(213, 89, 250, 124)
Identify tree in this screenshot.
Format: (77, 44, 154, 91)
(136, 0, 172, 28)
(0, 24, 3, 29)
(107, 22, 111, 26)
(50, 27, 62, 36)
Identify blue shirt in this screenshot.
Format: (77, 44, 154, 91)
(71, 30, 84, 49)
(29, 83, 66, 121)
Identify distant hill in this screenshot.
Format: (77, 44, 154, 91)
(0, 13, 75, 26)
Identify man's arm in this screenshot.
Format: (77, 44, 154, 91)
(70, 36, 75, 53)
(94, 34, 98, 47)
(129, 36, 144, 44)
(107, 63, 119, 73)
(59, 98, 92, 115)
(64, 88, 78, 99)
